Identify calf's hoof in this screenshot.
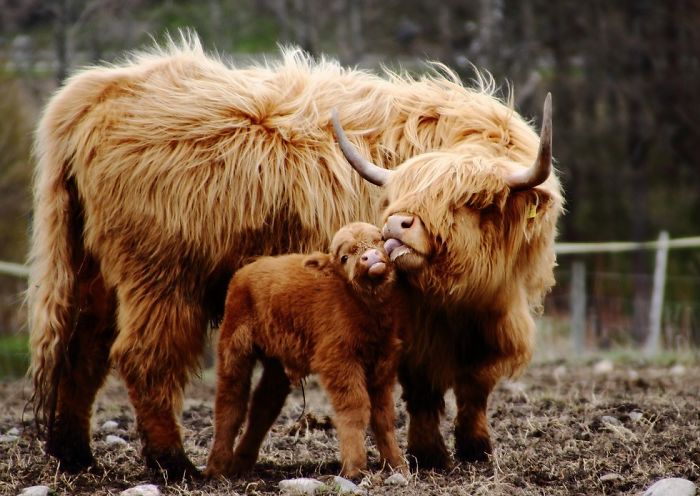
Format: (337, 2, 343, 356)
(454, 435, 492, 463)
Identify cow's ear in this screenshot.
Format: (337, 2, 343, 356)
(304, 252, 331, 270)
(506, 187, 553, 223)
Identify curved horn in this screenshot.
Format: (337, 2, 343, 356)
(331, 108, 392, 186)
(506, 93, 553, 190)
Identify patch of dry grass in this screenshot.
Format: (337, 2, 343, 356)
(1, 361, 698, 495)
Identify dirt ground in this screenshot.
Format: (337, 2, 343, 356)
(1, 359, 698, 495)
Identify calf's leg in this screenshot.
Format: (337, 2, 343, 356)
(229, 357, 290, 474)
(205, 348, 255, 477)
(368, 385, 405, 472)
(319, 363, 371, 478)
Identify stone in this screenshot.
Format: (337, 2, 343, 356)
(105, 434, 127, 446)
(629, 411, 644, 422)
(601, 415, 622, 427)
(642, 478, 696, 496)
(600, 473, 622, 482)
(330, 476, 365, 494)
(101, 420, 119, 432)
(119, 485, 161, 496)
(19, 487, 52, 496)
(384, 473, 409, 486)
(7, 427, 20, 436)
(553, 365, 567, 378)
(278, 478, 325, 495)
(670, 364, 686, 376)
(0, 434, 19, 443)
(593, 359, 614, 375)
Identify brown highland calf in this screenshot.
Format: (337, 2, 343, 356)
(206, 222, 406, 478)
(29, 33, 562, 477)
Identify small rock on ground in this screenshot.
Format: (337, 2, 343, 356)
(279, 478, 325, 495)
(101, 420, 119, 432)
(593, 359, 614, 374)
(0, 434, 19, 443)
(629, 411, 644, 422)
(384, 473, 409, 486)
(105, 434, 127, 446)
(643, 478, 696, 496)
(18, 486, 51, 496)
(600, 473, 622, 482)
(7, 427, 20, 436)
(601, 415, 622, 427)
(670, 364, 686, 376)
(119, 484, 161, 496)
(329, 476, 365, 494)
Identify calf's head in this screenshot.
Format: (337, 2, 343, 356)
(305, 222, 396, 301)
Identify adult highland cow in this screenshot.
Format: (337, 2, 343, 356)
(29, 34, 562, 478)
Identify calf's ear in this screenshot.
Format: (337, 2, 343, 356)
(304, 252, 331, 269)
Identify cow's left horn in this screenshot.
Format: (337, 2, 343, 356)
(506, 93, 553, 190)
(331, 108, 392, 187)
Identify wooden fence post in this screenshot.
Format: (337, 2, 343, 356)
(645, 231, 669, 355)
(570, 260, 586, 354)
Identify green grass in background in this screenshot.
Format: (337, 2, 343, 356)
(0, 333, 29, 379)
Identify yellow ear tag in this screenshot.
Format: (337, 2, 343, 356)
(527, 204, 537, 219)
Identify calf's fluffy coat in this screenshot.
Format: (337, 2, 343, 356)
(206, 223, 407, 478)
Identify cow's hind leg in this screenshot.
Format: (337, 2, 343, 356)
(111, 285, 206, 479)
(229, 357, 290, 475)
(398, 361, 449, 470)
(47, 262, 116, 473)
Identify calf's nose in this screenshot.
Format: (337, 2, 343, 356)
(361, 249, 384, 266)
(360, 248, 388, 278)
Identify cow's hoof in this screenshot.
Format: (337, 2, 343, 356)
(145, 449, 202, 480)
(46, 430, 94, 473)
(454, 435, 492, 463)
(406, 444, 450, 471)
(228, 453, 256, 476)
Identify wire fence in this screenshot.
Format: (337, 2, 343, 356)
(1, 233, 699, 377)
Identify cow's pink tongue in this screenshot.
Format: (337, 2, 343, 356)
(384, 238, 404, 256)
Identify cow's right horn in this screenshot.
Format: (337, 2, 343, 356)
(331, 108, 392, 186)
(506, 93, 553, 190)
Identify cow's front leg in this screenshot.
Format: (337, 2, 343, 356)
(453, 368, 497, 462)
(111, 285, 206, 479)
(398, 361, 449, 470)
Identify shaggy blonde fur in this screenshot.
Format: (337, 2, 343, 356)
(28, 32, 562, 475)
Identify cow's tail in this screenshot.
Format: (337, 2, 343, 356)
(27, 102, 85, 437)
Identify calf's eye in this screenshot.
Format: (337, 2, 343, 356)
(341, 255, 349, 264)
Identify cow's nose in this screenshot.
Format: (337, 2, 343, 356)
(384, 214, 416, 237)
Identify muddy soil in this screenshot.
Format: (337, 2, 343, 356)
(1, 360, 698, 495)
